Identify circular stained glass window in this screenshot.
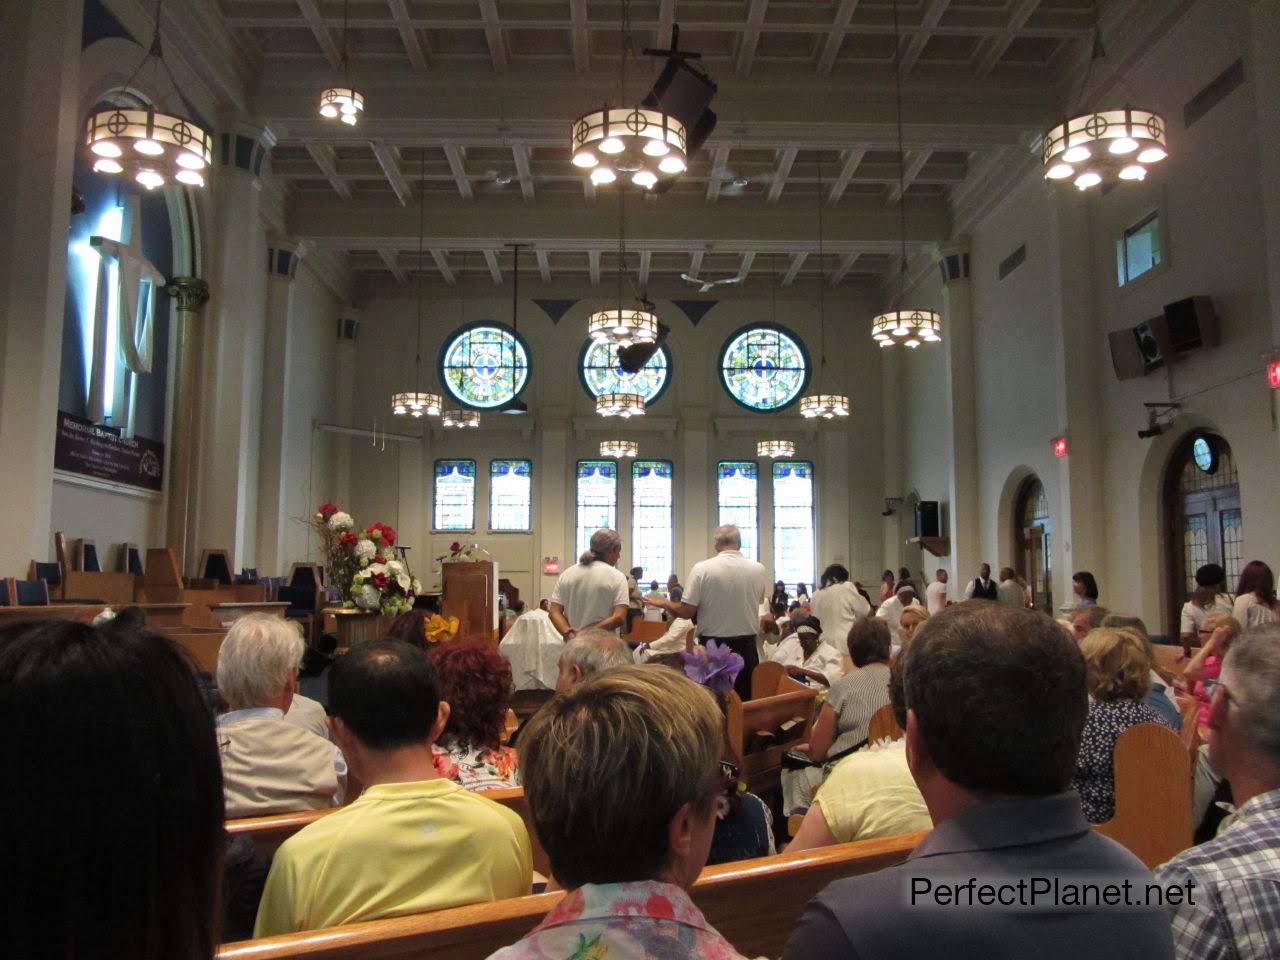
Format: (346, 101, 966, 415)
(718, 324, 810, 411)
(578, 339, 671, 404)
(439, 323, 530, 409)
(1192, 436, 1218, 474)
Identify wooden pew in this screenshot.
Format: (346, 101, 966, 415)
(62, 570, 138, 605)
(167, 627, 230, 673)
(0, 602, 189, 629)
(622, 619, 667, 644)
(724, 686, 819, 796)
(867, 703, 905, 742)
(750, 660, 807, 699)
(1095, 722, 1193, 868)
(217, 830, 925, 960)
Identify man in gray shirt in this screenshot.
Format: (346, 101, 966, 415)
(783, 603, 1175, 960)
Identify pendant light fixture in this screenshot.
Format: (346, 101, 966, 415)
(757, 440, 796, 458)
(870, 0, 943, 350)
(391, 150, 443, 419)
(1041, 13, 1167, 189)
(442, 409, 481, 429)
(587, 187, 658, 350)
(800, 162, 851, 419)
(84, 0, 213, 190)
(600, 440, 638, 458)
(498, 243, 529, 415)
(318, 0, 365, 126)
(569, 0, 687, 189)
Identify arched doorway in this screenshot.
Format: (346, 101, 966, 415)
(1163, 432, 1242, 635)
(1014, 476, 1052, 612)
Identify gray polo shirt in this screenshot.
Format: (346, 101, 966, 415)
(783, 792, 1175, 960)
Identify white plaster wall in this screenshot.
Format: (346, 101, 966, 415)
(49, 481, 164, 571)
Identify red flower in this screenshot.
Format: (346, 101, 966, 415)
(450, 541, 462, 553)
(339, 531, 358, 547)
(317, 502, 339, 519)
(367, 522, 397, 547)
(372, 572, 390, 589)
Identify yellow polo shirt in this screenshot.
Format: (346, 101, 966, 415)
(254, 778, 532, 937)
(815, 741, 932, 842)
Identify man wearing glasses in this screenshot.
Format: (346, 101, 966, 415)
(1156, 625, 1280, 958)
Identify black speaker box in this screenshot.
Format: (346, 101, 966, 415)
(1163, 296, 1219, 353)
(915, 501, 941, 539)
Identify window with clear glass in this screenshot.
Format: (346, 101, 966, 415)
(489, 459, 532, 531)
(719, 325, 809, 411)
(580, 339, 671, 404)
(772, 461, 815, 591)
(575, 460, 617, 560)
(440, 323, 530, 408)
(1116, 212, 1162, 285)
(717, 461, 759, 561)
(631, 460, 674, 582)
(433, 459, 476, 531)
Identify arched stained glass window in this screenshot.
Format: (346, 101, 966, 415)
(772, 461, 815, 592)
(433, 459, 476, 531)
(719, 324, 809, 411)
(489, 459, 532, 531)
(575, 460, 617, 561)
(439, 322, 529, 409)
(717, 461, 759, 561)
(631, 460, 674, 580)
(579, 339, 671, 404)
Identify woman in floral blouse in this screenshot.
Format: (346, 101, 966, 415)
(429, 644, 520, 792)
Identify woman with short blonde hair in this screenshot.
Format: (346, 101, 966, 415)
(1071, 628, 1174, 823)
(494, 666, 748, 960)
(899, 605, 931, 646)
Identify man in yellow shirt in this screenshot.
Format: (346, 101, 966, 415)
(254, 640, 532, 936)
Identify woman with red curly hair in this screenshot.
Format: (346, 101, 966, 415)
(429, 645, 520, 791)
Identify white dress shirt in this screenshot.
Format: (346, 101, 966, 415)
(924, 580, 948, 615)
(218, 707, 346, 818)
(550, 560, 630, 631)
(499, 608, 564, 690)
(1234, 593, 1280, 630)
(996, 579, 1025, 607)
(808, 581, 871, 647)
(768, 634, 845, 686)
(684, 549, 769, 637)
(636, 618, 695, 661)
(1178, 593, 1234, 637)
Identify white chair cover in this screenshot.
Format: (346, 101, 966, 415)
(499, 609, 563, 690)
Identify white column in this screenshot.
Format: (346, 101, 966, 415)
(0, 0, 83, 574)
(193, 121, 275, 572)
(331, 309, 360, 508)
(940, 239, 978, 582)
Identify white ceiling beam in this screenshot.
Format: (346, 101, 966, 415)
(886, 150, 931, 205)
(378, 248, 408, 283)
(442, 144, 474, 199)
(973, 0, 1040, 78)
(476, 0, 508, 72)
(638, 250, 652, 290)
(656, 0, 676, 49)
(370, 141, 412, 206)
(569, 0, 590, 72)
(386, 0, 429, 70)
(781, 251, 808, 287)
(736, 251, 756, 281)
(294, 0, 342, 69)
(511, 144, 535, 201)
(689, 250, 704, 277)
(828, 147, 866, 205)
(588, 249, 602, 285)
(900, 0, 952, 77)
(430, 249, 455, 285)
(305, 142, 351, 200)
(831, 251, 860, 286)
(536, 249, 552, 282)
(706, 144, 731, 202)
(735, 0, 769, 77)
(817, 0, 861, 76)
(483, 249, 503, 283)
(766, 146, 798, 204)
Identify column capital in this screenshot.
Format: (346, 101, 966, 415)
(937, 237, 972, 285)
(266, 234, 308, 280)
(217, 120, 278, 177)
(166, 276, 210, 311)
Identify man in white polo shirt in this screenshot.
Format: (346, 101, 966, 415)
(645, 525, 768, 700)
(549, 528, 630, 639)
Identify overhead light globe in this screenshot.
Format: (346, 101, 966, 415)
(799, 394, 851, 419)
(1043, 108, 1168, 188)
(596, 392, 645, 418)
(601, 440, 639, 458)
(591, 167, 617, 185)
(757, 440, 796, 458)
(135, 169, 165, 190)
(1118, 165, 1147, 181)
(85, 106, 213, 191)
(174, 169, 204, 186)
(871, 309, 943, 348)
(319, 87, 364, 126)
(570, 106, 688, 191)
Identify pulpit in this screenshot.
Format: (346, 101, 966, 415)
(442, 561, 499, 641)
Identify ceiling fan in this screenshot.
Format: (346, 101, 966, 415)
(680, 272, 744, 293)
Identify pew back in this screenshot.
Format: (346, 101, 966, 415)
(724, 687, 819, 795)
(1095, 722, 1193, 868)
(867, 703, 905, 742)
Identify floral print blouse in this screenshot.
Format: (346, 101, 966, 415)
(432, 742, 520, 792)
(485, 881, 750, 960)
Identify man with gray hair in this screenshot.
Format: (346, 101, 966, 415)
(555, 627, 633, 693)
(646, 524, 768, 700)
(549, 528, 630, 639)
(1156, 625, 1280, 958)
(216, 613, 346, 817)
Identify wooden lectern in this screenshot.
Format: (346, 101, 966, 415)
(442, 561, 499, 642)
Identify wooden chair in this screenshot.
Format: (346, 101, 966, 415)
(13, 578, 50, 606)
(217, 830, 924, 959)
(622, 619, 667, 644)
(1153, 643, 1195, 683)
(501, 708, 519, 744)
(867, 703, 905, 742)
(141, 548, 186, 603)
(28, 560, 63, 599)
(278, 564, 324, 644)
(1095, 723, 1193, 868)
(77, 538, 101, 573)
(751, 660, 808, 699)
(0, 578, 17, 605)
(724, 686, 819, 796)
(1177, 695, 1201, 759)
(199, 548, 234, 585)
(119, 543, 144, 575)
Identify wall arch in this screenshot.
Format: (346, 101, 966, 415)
(995, 464, 1037, 571)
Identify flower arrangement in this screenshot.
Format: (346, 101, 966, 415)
(425, 614, 460, 644)
(680, 640, 745, 697)
(435, 540, 495, 564)
(312, 502, 422, 615)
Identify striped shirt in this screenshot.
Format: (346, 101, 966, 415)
(1155, 787, 1280, 959)
(824, 662, 892, 756)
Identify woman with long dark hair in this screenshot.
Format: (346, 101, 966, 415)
(1233, 560, 1279, 629)
(1072, 570, 1100, 608)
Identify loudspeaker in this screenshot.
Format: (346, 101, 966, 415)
(1163, 296, 1219, 353)
(1109, 318, 1171, 380)
(915, 501, 941, 539)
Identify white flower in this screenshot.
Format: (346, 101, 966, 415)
(353, 539, 376, 563)
(353, 584, 381, 610)
(327, 511, 355, 531)
(395, 573, 411, 591)
(386, 560, 405, 576)
(411, 578, 422, 594)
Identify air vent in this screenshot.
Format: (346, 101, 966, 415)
(337, 316, 359, 341)
(1184, 59, 1244, 129)
(998, 244, 1026, 281)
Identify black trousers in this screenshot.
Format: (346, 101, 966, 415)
(704, 634, 759, 701)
